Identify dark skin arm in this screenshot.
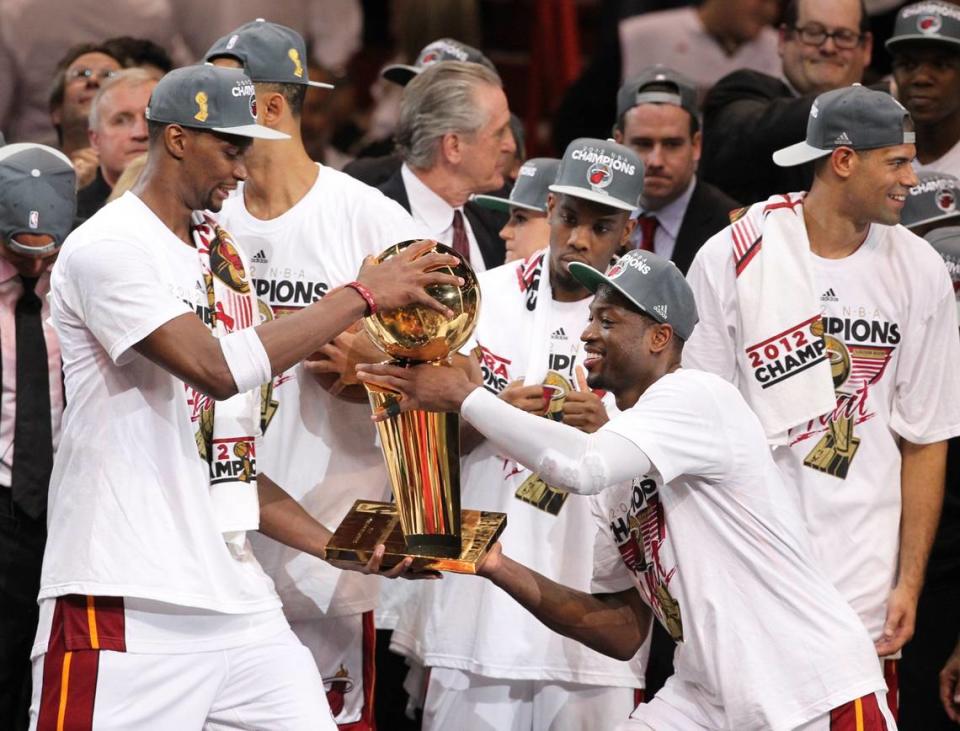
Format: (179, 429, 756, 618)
(477, 543, 651, 661)
(133, 241, 460, 400)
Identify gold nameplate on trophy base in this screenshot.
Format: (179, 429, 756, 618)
(326, 500, 507, 574)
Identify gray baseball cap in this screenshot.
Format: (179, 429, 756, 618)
(549, 138, 643, 212)
(0, 143, 76, 255)
(886, 2, 960, 53)
(381, 38, 497, 86)
(569, 250, 698, 340)
(773, 85, 914, 167)
(903, 171, 960, 229)
(616, 65, 698, 122)
(205, 19, 334, 89)
(472, 158, 560, 214)
(924, 226, 960, 316)
(146, 65, 288, 140)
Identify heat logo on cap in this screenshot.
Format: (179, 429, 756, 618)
(288, 48, 304, 78)
(918, 14, 943, 33)
(249, 95, 257, 119)
(194, 91, 209, 122)
(28, 210, 39, 229)
(607, 262, 625, 278)
(938, 189, 957, 212)
(587, 162, 612, 191)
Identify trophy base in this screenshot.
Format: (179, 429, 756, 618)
(326, 500, 507, 574)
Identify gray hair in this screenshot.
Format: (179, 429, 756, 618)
(89, 68, 156, 131)
(396, 61, 503, 170)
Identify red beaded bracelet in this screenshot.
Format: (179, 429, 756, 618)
(344, 281, 378, 315)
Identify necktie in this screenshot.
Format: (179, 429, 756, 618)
(636, 214, 658, 252)
(451, 209, 471, 264)
(12, 276, 53, 519)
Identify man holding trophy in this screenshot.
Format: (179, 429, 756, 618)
(356, 249, 897, 730)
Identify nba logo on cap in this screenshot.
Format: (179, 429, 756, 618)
(29, 210, 39, 229)
(587, 162, 612, 191)
(918, 14, 942, 34)
(226, 34, 239, 50)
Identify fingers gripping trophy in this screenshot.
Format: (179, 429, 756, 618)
(326, 241, 507, 573)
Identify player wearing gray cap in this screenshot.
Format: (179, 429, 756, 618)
(389, 138, 645, 731)
(0, 142, 75, 730)
(358, 247, 896, 730)
(686, 83, 960, 720)
(205, 19, 431, 729)
(32, 63, 457, 730)
(888, 1, 960, 174)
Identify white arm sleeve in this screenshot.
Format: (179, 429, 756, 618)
(460, 388, 652, 495)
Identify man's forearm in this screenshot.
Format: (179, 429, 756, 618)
(483, 553, 650, 661)
(257, 473, 331, 560)
(898, 439, 947, 594)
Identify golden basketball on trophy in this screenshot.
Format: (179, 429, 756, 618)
(325, 241, 507, 573)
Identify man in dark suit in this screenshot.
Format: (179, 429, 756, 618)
(376, 61, 513, 272)
(699, 0, 873, 205)
(613, 65, 738, 275)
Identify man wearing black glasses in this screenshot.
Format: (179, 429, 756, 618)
(700, 0, 872, 204)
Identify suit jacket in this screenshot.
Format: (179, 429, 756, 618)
(671, 180, 740, 275)
(699, 69, 814, 206)
(342, 153, 403, 188)
(377, 167, 507, 271)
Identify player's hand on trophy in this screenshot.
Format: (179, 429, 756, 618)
(304, 323, 384, 402)
(355, 239, 462, 316)
(355, 361, 478, 419)
(358, 544, 441, 580)
(499, 380, 552, 415)
(562, 367, 609, 433)
(940, 638, 960, 722)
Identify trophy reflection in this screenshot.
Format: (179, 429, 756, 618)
(325, 241, 507, 573)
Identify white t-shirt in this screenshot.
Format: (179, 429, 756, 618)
(41, 193, 282, 646)
(391, 252, 647, 687)
(592, 369, 884, 731)
(218, 165, 426, 619)
(684, 221, 960, 641)
(914, 136, 960, 177)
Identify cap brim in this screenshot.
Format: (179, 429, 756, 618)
(211, 124, 290, 140)
(381, 65, 419, 85)
(772, 141, 832, 167)
(886, 35, 960, 52)
(905, 210, 960, 230)
(568, 261, 660, 322)
(548, 184, 637, 212)
(471, 194, 544, 214)
(307, 80, 335, 89)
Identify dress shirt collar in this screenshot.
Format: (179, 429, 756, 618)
(401, 163, 461, 235)
(637, 176, 697, 239)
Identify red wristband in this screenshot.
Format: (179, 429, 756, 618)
(345, 281, 378, 316)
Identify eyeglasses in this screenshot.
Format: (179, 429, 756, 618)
(791, 24, 864, 50)
(66, 67, 119, 83)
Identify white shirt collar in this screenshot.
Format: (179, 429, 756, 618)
(401, 163, 459, 236)
(637, 176, 697, 239)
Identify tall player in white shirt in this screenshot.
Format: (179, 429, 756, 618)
(34, 64, 456, 731)
(358, 249, 896, 731)
(205, 21, 427, 728)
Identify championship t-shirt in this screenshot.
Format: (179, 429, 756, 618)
(684, 221, 960, 641)
(592, 369, 885, 731)
(391, 251, 647, 687)
(43, 192, 281, 619)
(218, 164, 426, 618)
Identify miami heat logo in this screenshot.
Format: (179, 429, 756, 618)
(323, 665, 355, 717)
(918, 14, 942, 34)
(587, 162, 612, 191)
(420, 51, 440, 65)
(288, 48, 304, 78)
(249, 95, 257, 119)
(937, 188, 956, 213)
(607, 261, 625, 278)
(194, 91, 209, 122)
(210, 229, 251, 294)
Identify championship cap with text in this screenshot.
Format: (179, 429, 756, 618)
(570, 250, 699, 340)
(382, 38, 497, 86)
(773, 85, 914, 167)
(473, 158, 560, 214)
(549, 138, 644, 212)
(205, 19, 334, 89)
(146, 65, 289, 140)
(886, 1, 960, 53)
(902, 171, 960, 230)
(0, 143, 76, 254)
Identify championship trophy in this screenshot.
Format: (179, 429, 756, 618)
(325, 241, 507, 573)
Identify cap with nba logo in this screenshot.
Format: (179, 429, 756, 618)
(472, 158, 560, 213)
(773, 85, 915, 167)
(549, 138, 644, 212)
(886, 1, 960, 53)
(902, 171, 960, 230)
(146, 65, 289, 140)
(0, 143, 76, 255)
(616, 65, 699, 122)
(205, 19, 334, 89)
(569, 249, 699, 340)
(381, 38, 497, 86)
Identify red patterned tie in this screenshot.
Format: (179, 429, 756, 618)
(452, 209, 471, 264)
(636, 214, 658, 252)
